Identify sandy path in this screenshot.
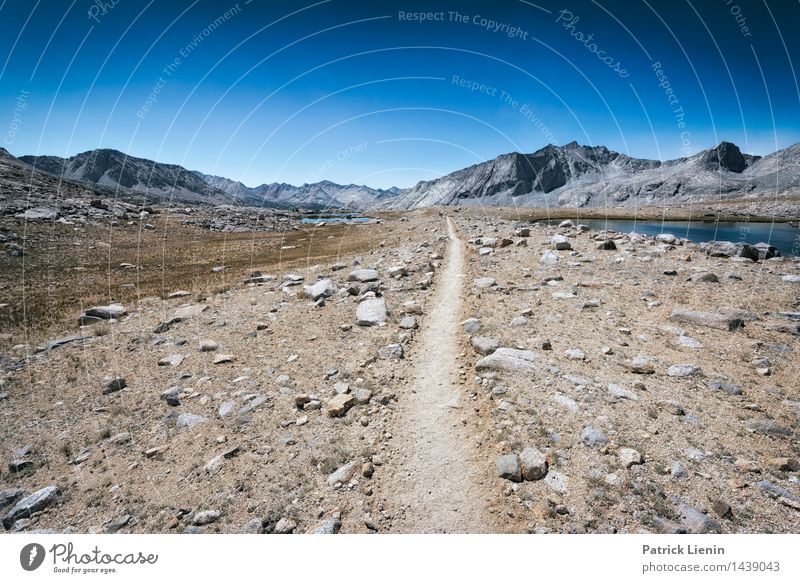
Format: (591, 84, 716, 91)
(388, 217, 491, 533)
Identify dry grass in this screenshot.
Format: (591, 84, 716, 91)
(0, 214, 396, 346)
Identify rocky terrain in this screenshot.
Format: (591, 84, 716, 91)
(386, 141, 800, 216)
(1, 208, 799, 533)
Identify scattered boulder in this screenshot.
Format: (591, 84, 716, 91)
(377, 343, 404, 360)
(326, 394, 355, 417)
(2, 486, 60, 529)
(176, 413, 207, 431)
(348, 269, 380, 283)
(476, 348, 537, 372)
(619, 448, 643, 468)
(470, 336, 499, 355)
(580, 426, 608, 448)
(496, 454, 522, 482)
(304, 279, 337, 301)
(551, 234, 571, 250)
(627, 355, 655, 374)
(520, 447, 548, 480)
(667, 364, 702, 377)
(356, 298, 387, 326)
(746, 419, 793, 438)
(327, 460, 359, 485)
(103, 377, 127, 395)
(79, 304, 126, 324)
(668, 309, 744, 331)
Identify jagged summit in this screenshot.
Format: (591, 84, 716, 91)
(385, 140, 796, 210)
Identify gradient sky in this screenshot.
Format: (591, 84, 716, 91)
(1, 0, 798, 189)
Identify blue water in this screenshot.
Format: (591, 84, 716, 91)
(578, 219, 800, 256)
(300, 216, 370, 224)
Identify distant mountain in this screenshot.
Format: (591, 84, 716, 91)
(193, 172, 404, 210)
(10, 141, 799, 213)
(18, 149, 246, 206)
(385, 141, 800, 210)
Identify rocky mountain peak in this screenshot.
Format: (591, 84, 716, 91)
(701, 141, 748, 173)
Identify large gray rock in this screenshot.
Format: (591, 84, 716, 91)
(678, 504, 721, 534)
(304, 278, 337, 301)
(79, 303, 127, 324)
(348, 269, 380, 283)
(580, 426, 608, 448)
(668, 309, 744, 331)
(3, 486, 60, 529)
(520, 447, 548, 481)
(0, 488, 24, 510)
(176, 413, 207, 431)
(470, 336, 499, 355)
(356, 298, 387, 326)
(308, 518, 341, 534)
(551, 234, 571, 250)
(667, 364, 703, 377)
(326, 394, 355, 417)
(377, 343, 404, 360)
(327, 460, 359, 485)
(476, 348, 537, 372)
(17, 207, 58, 221)
(746, 419, 793, 438)
(496, 454, 522, 482)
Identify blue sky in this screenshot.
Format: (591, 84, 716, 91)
(1, 0, 798, 188)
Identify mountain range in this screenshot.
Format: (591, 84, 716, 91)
(386, 140, 800, 210)
(7, 141, 800, 212)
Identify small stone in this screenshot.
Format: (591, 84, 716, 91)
(520, 447, 548, 481)
(496, 454, 522, 482)
(348, 269, 380, 283)
(327, 460, 359, 485)
(103, 377, 127, 395)
(711, 499, 732, 519)
(326, 394, 356, 417)
(199, 340, 218, 352)
(176, 413, 207, 431)
(398, 316, 417, 330)
(362, 462, 374, 478)
(619, 448, 643, 468)
(2, 486, 60, 529)
(580, 426, 608, 448)
(377, 343, 404, 360)
(581, 426, 608, 448)
(564, 348, 586, 361)
(746, 419, 793, 438)
(356, 298, 387, 326)
(667, 364, 702, 377)
(608, 384, 638, 401)
(470, 336, 499, 356)
(213, 354, 235, 364)
(192, 510, 220, 526)
(158, 354, 184, 367)
(671, 462, 688, 479)
(308, 519, 341, 534)
(240, 518, 264, 534)
(628, 355, 655, 374)
(273, 517, 297, 534)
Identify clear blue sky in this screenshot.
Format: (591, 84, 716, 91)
(1, 0, 798, 188)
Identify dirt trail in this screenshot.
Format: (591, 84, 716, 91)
(388, 217, 491, 533)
